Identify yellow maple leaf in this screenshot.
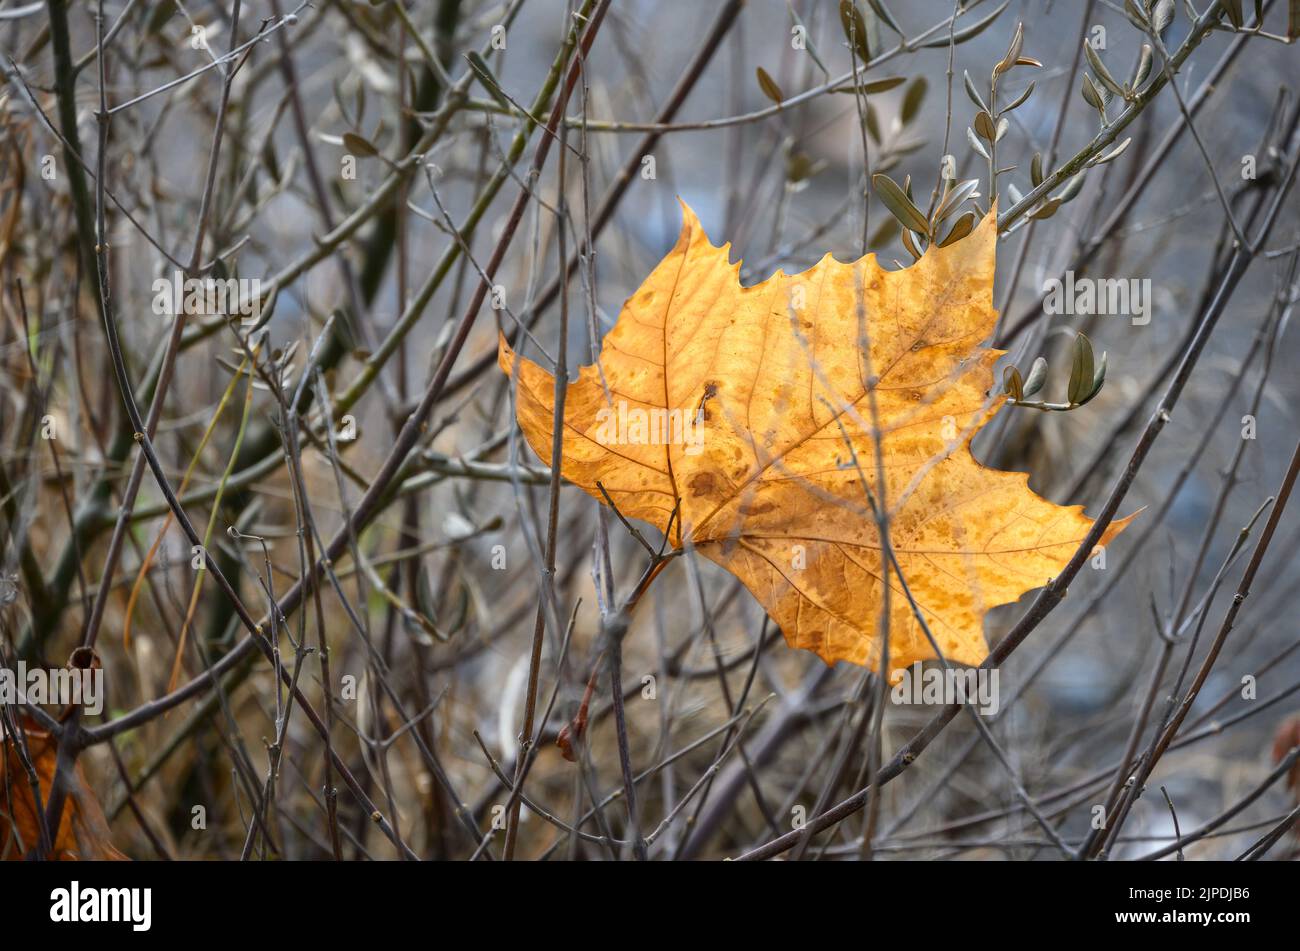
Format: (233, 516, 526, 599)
(500, 201, 1131, 672)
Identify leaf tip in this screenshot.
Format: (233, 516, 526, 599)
(1099, 506, 1142, 547)
(497, 330, 517, 378)
(674, 196, 704, 233)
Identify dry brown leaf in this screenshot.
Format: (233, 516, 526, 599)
(1, 718, 126, 860)
(1273, 712, 1300, 793)
(501, 201, 1132, 672)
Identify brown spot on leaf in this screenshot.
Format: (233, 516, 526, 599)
(688, 472, 717, 497)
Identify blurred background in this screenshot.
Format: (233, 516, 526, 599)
(1, 0, 1298, 860)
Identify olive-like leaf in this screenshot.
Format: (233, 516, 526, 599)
(874, 173, 932, 236)
(1081, 73, 1105, 112)
(1123, 0, 1150, 28)
(1152, 0, 1175, 33)
(787, 4, 831, 78)
(1067, 333, 1096, 406)
(901, 77, 928, 124)
(465, 51, 512, 112)
(938, 210, 978, 247)
(1022, 356, 1049, 397)
(1003, 365, 1024, 401)
(866, 0, 903, 36)
(756, 67, 784, 104)
(918, 0, 1011, 47)
(993, 22, 1024, 77)
(839, 0, 872, 63)
(865, 104, 882, 143)
(1086, 351, 1108, 404)
(964, 71, 989, 113)
(1130, 44, 1153, 91)
(1054, 171, 1087, 203)
(1029, 196, 1062, 220)
(935, 178, 981, 222)
(343, 132, 379, 157)
(1000, 81, 1036, 115)
(1089, 137, 1132, 167)
(1083, 41, 1125, 98)
(834, 76, 907, 94)
(900, 225, 924, 260)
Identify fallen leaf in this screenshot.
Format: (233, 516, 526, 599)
(501, 202, 1132, 672)
(1, 718, 126, 860)
(1272, 713, 1300, 841)
(1273, 713, 1300, 793)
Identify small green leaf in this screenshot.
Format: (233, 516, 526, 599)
(901, 77, 928, 124)
(833, 76, 907, 94)
(1067, 333, 1095, 405)
(938, 211, 977, 247)
(865, 0, 903, 36)
(1130, 44, 1153, 92)
(934, 179, 980, 223)
(1152, 0, 1175, 33)
(1000, 81, 1036, 115)
(786, 151, 819, 184)
(1029, 196, 1062, 221)
(1089, 137, 1132, 168)
(1003, 365, 1024, 401)
(900, 226, 924, 261)
(839, 0, 872, 63)
(466, 52, 512, 112)
(788, 4, 831, 78)
(1083, 40, 1125, 99)
(1054, 172, 1087, 203)
(1087, 351, 1108, 404)
(865, 104, 882, 144)
(1081, 73, 1105, 113)
(873, 173, 931, 237)
(993, 22, 1024, 78)
(756, 67, 785, 104)
(1123, 0, 1150, 29)
(963, 70, 989, 113)
(918, 0, 1011, 48)
(1022, 356, 1048, 397)
(343, 132, 379, 157)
